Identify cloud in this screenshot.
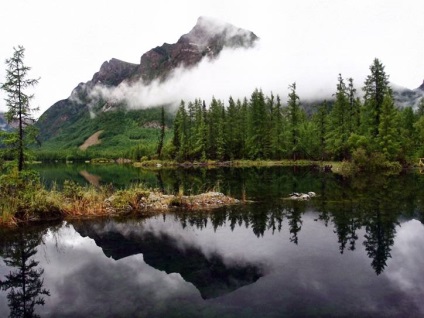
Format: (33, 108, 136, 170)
(86, 35, 372, 112)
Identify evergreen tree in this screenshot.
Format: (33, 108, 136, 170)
(0, 231, 50, 317)
(287, 83, 301, 160)
(414, 116, 424, 156)
(247, 89, 269, 159)
(239, 98, 249, 158)
(156, 106, 165, 158)
(362, 58, 391, 138)
(188, 99, 203, 160)
(417, 97, 424, 117)
(173, 101, 188, 161)
(271, 95, 284, 159)
(399, 106, 416, 160)
(313, 101, 330, 160)
(1, 46, 39, 171)
(347, 77, 361, 134)
(208, 97, 225, 160)
(327, 74, 350, 159)
(377, 94, 400, 160)
(225, 96, 238, 160)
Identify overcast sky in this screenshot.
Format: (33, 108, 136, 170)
(1, 0, 423, 116)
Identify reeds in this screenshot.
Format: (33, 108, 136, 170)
(0, 170, 240, 227)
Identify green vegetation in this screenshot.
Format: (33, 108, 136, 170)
(34, 107, 173, 161)
(170, 59, 423, 171)
(0, 166, 240, 226)
(5, 56, 419, 173)
(1, 46, 39, 171)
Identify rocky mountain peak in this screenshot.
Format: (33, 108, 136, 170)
(92, 58, 138, 87)
(36, 17, 258, 141)
(135, 17, 258, 83)
(418, 80, 424, 91)
(180, 16, 258, 50)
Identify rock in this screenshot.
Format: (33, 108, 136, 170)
(288, 192, 316, 200)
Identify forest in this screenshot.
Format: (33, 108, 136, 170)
(167, 58, 424, 169)
(2, 55, 424, 170)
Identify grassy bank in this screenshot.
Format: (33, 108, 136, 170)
(0, 169, 240, 227)
(134, 159, 340, 169)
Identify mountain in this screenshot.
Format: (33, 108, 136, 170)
(35, 17, 258, 152)
(418, 80, 424, 92)
(0, 112, 8, 131)
(73, 219, 263, 299)
(391, 82, 424, 108)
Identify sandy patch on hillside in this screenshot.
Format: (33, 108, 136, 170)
(79, 130, 103, 150)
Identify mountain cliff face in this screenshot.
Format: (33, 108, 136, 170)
(36, 17, 258, 142)
(418, 80, 424, 92)
(391, 82, 424, 108)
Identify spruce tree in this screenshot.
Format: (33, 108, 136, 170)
(173, 101, 188, 161)
(156, 106, 165, 158)
(377, 94, 400, 160)
(327, 74, 350, 159)
(287, 83, 300, 160)
(363, 58, 390, 138)
(271, 95, 284, 159)
(1, 46, 39, 171)
(248, 89, 268, 159)
(313, 101, 330, 160)
(347, 78, 360, 134)
(208, 97, 225, 160)
(225, 96, 238, 160)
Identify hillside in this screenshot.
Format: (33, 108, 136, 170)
(35, 17, 258, 157)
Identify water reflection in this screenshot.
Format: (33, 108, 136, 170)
(0, 228, 51, 318)
(0, 209, 423, 317)
(2, 166, 424, 317)
(74, 220, 263, 299)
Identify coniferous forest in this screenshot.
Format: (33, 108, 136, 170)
(168, 58, 424, 168)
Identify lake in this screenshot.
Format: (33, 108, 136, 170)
(1, 164, 424, 317)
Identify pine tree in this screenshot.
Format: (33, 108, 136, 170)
(327, 74, 350, 159)
(156, 106, 165, 158)
(271, 95, 284, 159)
(239, 98, 249, 158)
(313, 101, 330, 160)
(247, 89, 268, 159)
(377, 94, 400, 160)
(1, 46, 39, 171)
(347, 77, 360, 134)
(173, 101, 188, 161)
(287, 83, 301, 160)
(225, 96, 238, 160)
(363, 58, 390, 138)
(399, 106, 416, 160)
(208, 97, 225, 160)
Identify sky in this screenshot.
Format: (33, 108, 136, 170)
(1, 0, 423, 117)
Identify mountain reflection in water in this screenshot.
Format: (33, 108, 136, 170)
(1, 166, 424, 317)
(74, 219, 263, 299)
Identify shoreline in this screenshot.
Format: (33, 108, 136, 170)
(0, 186, 242, 228)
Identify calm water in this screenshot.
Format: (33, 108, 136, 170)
(1, 165, 424, 317)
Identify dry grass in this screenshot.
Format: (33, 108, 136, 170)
(0, 170, 241, 227)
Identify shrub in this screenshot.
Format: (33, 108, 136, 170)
(351, 148, 402, 172)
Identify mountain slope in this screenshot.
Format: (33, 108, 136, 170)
(36, 17, 258, 148)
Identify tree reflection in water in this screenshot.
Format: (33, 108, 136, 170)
(0, 229, 50, 318)
(170, 170, 424, 275)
